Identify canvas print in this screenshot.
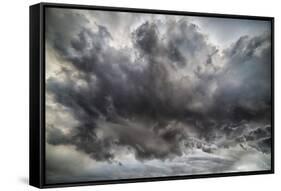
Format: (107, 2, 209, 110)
(45, 7, 272, 184)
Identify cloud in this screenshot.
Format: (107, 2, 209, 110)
(46, 142, 270, 183)
(192, 17, 271, 49)
(45, 7, 272, 182)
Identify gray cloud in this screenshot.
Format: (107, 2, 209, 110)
(45, 7, 272, 183)
(192, 17, 271, 49)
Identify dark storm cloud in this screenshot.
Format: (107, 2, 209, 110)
(46, 8, 271, 163)
(213, 33, 271, 123)
(47, 125, 70, 145)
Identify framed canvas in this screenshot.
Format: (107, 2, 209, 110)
(29, 2, 274, 188)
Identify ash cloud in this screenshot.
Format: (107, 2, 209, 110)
(45, 8, 272, 182)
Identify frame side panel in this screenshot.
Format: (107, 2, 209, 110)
(29, 3, 42, 188)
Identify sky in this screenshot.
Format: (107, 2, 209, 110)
(45, 7, 272, 184)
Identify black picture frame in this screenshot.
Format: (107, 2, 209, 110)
(30, 2, 274, 189)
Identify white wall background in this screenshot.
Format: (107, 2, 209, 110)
(0, 0, 279, 190)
